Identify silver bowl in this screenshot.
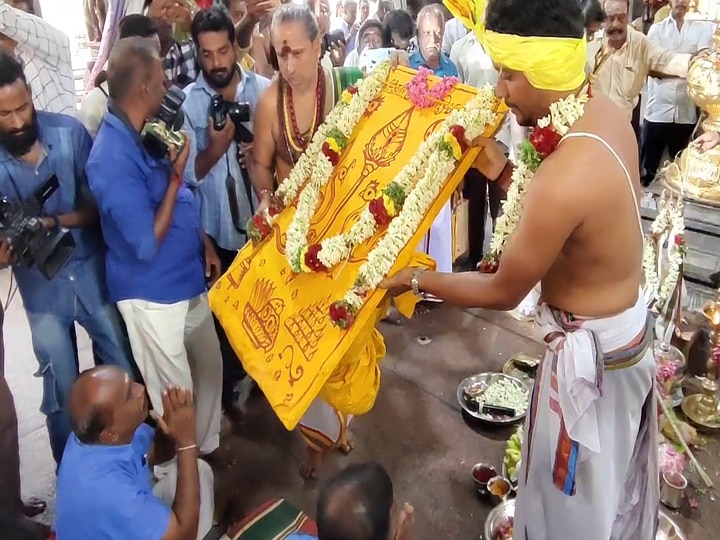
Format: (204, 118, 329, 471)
(481, 501, 686, 540)
(657, 509, 686, 540)
(483, 498, 515, 540)
(457, 373, 530, 425)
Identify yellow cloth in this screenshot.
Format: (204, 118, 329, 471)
(443, 0, 587, 91)
(209, 67, 506, 430)
(654, 5, 671, 23)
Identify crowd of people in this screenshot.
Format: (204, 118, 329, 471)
(0, 0, 716, 538)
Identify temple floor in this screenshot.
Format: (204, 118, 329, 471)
(5, 267, 719, 539)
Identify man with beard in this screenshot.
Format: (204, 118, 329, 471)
(0, 50, 136, 467)
(87, 37, 224, 465)
(182, 5, 270, 424)
(383, 0, 659, 537)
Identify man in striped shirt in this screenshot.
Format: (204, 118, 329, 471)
(0, 1, 76, 115)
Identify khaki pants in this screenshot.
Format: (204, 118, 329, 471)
(118, 293, 223, 455)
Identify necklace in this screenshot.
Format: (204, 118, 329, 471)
(279, 64, 326, 163)
(479, 88, 591, 273)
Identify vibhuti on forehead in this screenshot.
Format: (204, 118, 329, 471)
(443, 0, 587, 91)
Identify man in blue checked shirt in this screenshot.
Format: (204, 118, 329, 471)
(182, 6, 270, 421)
(408, 4, 458, 78)
(0, 51, 135, 467)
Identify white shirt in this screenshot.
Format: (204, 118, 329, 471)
(0, 1, 75, 116)
(644, 17, 714, 124)
(442, 18, 469, 56)
(450, 32, 514, 153)
(77, 81, 109, 139)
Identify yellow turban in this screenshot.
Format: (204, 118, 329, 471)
(443, 0, 587, 92)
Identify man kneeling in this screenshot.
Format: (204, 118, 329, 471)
(55, 367, 214, 540)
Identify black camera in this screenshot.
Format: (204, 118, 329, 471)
(0, 175, 76, 280)
(142, 85, 187, 159)
(209, 95, 253, 144)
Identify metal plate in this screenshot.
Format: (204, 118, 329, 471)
(501, 354, 540, 385)
(657, 509, 687, 540)
(456, 373, 530, 425)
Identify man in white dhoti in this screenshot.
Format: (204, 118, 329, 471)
(381, 0, 659, 537)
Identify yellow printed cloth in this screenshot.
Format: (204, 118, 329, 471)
(209, 67, 505, 430)
(443, 0, 587, 91)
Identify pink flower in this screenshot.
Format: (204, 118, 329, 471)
(657, 361, 678, 383)
(658, 443, 685, 477)
(405, 67, 459, 109)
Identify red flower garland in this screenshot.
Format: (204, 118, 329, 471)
(248, 213, 272, 245)
(449, 124, 469, 153)
(528, 126, 562, 159)
(322, 141, 340, 166)
(368, 197, 392, 227)
(329, 300, 356, 329)
(304, 243, 327, 272)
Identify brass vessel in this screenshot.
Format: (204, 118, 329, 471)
(664, 25, 720, 203)
(681, 298, 720, 431)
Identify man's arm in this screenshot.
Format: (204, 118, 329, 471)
(252, 86, 279, 199)
(61, 123, 99, 228)
(235, 0, 275, 49)
(644, 31, 693, 79)
(393, 153, 585, 309)
(0, 1, 69, 65)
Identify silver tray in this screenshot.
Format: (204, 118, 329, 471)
(482, 501, 686, 540)
(456, 373, 530, 425)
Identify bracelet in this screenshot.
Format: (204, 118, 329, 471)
(177, 444, 197, 452)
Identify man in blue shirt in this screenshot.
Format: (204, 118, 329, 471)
(0, 50, 135, 467)
(182, 6, 270, 422)
(56, 365, 215, 540)
(86, 37, 225, 459)
(408, 4, 459, 78)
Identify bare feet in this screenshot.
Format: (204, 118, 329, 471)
(381, 306, 403, 326)
(337, 431, 355, 455)
(300, 446, 322, 480)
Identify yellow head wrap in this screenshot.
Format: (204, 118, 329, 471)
(443, 0, 587, 91)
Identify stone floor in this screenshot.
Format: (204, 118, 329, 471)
(4, 267, 720, 539)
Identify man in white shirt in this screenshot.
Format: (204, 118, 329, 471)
(0, 0, 76, 115)
(441, 17, 468, 55)
(641, 0, 714, 185)
(450, 31, 514, 269)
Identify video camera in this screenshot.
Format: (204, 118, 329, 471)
(141, 85, 187, 159)
(209, 95, 256, 235)
(0, 175, 76, 280)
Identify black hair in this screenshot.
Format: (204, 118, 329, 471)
(107, 37, 159, 102)
(72, 406, 107, 444)
(580, 0, 606, 25)
(358, 19, 383, 44)
(119, 14, 158, 39)
(191, 5, 237, 47)
(382, 10, 414, 47)
(0, 49, 27, 88)
(316, 462, 394, 540)
(485, 0, 585, 39)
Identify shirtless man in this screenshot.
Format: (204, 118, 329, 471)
(382, 0, 658, 538)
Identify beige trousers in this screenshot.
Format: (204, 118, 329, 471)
(153, 459, 215, 540)
(117, 293, 223, 455)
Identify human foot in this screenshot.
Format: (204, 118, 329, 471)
(300, 446, 322, 480)
(337, 431, 355, 455)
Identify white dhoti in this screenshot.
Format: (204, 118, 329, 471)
(416, 201, 453, 274)
(298, 399, 352, 451)
(515, 283, 541, 318)
(514, 296, 659, 540)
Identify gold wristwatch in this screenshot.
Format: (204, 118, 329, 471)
(410, 268, 426, 298)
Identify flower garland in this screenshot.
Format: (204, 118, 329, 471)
(330, 88, 498, 328)
(642, 198, 686, 312)
(246, 62, 391, 251)
(479, 91, 590, 273)
(405, 66, 460, 109)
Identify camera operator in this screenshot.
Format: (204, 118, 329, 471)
(182, 5, 269, 421)
(0, 50, 136, 468)
(86, 37, 225, 459)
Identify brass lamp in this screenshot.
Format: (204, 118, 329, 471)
(681, 297, 720, 430)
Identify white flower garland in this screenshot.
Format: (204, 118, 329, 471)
(484, 92, 589, 267)
(341, 89, 499, 309)
(279, 63, 391, 270)
(642, 199, 685, 311)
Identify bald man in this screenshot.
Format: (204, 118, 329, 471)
(55, 366, 215, 540)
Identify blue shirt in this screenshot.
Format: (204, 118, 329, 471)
(182, 68, 270, 251)
(56, 424, 171, 540)
(409, 50, 459, 78)
(0, 112, 109, 316)
(87, 111, 206, 304)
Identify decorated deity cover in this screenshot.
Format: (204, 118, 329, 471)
(209, 66, 507, 430)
